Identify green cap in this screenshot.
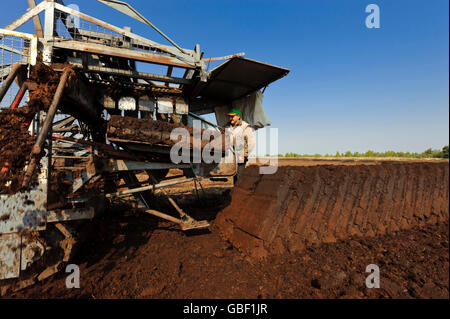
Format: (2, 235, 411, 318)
(226, 108, 241, 116)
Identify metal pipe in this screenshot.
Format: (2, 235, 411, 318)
(144, 209, 181, 224)
(27, 0, 44, 38)
(31, 68, 71, 155)
(148, 173, 187, 220)
(0, 64, 22, 102)
(107, 177, 194, 197)
(96, 0, 187, 55)
(137, 16, 187, 55)
(202, 52, 245, 62)
(10, 82, 28, 110)
(51, 134, 137, 160)
(22, 68, 71, 188)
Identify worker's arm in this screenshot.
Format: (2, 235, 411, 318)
(244, 126, 256, 158)
(232, 127, 246, 163)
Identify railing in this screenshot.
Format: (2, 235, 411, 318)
(53, 9, 171, 58)
(0, 29, 37, 109)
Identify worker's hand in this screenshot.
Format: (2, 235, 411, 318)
(238, 156, 245, 163)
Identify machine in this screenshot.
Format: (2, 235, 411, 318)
(0, 0, 289, 293)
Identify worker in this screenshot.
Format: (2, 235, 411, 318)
(225, 108, 255, 183)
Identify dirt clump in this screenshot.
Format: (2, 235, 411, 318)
(0, 106, 37, 194)
(107, 115, 226, 151)
(0, 63, 71, 194)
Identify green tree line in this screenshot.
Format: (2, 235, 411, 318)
(280, 145, 449, 159)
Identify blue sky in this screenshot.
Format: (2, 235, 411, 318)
(2, 0, 448, 154)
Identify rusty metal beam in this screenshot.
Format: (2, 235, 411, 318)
(84, 66, 191, 85)
(0, 29, 39, 65)
(87, 79, 183, 95)
(97, 0, 187, 55)
(0, 44, 24, 56)
(4, 1, 48, 31)
(144, 209, 182, 225)
(33, 68, 71, 154)
(51, 134, 137, 160)
(53, 2, 195, 60)
(106, 177, 194, 198)
(27, 0, 44, 38)
(23, 68, 71, 188)
(165, 66, 173, 87)
(10, 83, 28, 110)
(0, 64, 23, 102)
(202, 52, 245, 62)
(51, 40, 196, 69)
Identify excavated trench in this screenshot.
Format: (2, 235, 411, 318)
(214, 162, 449, 259)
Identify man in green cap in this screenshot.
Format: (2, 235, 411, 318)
(226, 108, 255, 183)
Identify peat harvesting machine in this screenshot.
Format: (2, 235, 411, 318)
(0, 0, 289, 291)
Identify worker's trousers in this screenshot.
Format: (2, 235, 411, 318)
(234, 157, 248, 184)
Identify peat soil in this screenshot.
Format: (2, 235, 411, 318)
(6, 193, 449, 299)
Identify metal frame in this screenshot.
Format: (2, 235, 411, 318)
(0, 29, 38, 66)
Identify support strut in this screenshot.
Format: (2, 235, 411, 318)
(0, 64, 23, 102)
(147, 173, 210, 231)
(22, 67, 71, 188)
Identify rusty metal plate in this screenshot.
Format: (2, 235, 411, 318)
(46, 207, 95, 223)
(0, 191, 47, 234)
(0, 233, 21, 279)
(0, 156, 48, 235)
(199, 57, 289, 103)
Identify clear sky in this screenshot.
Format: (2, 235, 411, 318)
(2, 0, 448, 154)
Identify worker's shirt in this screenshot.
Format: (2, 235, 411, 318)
(226, 120, 255, 162)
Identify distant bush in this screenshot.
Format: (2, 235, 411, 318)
(281, 146, 449, 159)
(443, 145, 449, 159)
